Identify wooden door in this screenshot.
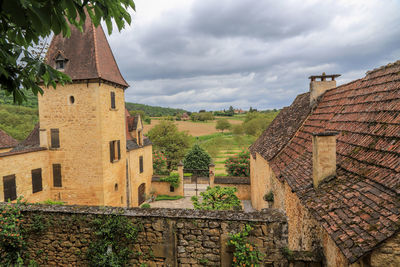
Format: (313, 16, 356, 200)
(138, 183, 145, 206)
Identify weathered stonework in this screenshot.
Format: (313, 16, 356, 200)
(9, 204, 289, 266)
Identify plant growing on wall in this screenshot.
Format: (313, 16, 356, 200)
(160, 173, 180, 188)
(87, 212, 139, 267)
(225, 150, 250, 177)
(0, 197, 26, 265)
(191, 186, 241, 210)
(153, 150, 169, 175)
(227, 224, 264, 266)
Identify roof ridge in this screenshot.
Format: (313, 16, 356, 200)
(92, 21, 100, 78)
(366, 59, 400, 76)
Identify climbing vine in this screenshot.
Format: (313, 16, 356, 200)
(160, 173, 180, 188)
(227, 224, 264, 267)
(0, 197, 26, 265)
(87, 212, 140, 267)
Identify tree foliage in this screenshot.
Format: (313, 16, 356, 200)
(216, 119, 231, 132)
(191, 186, 241, 211)
(0, 0, 135, 103)
(147, 120, 191, 170)
(190, 112, 214, 122)
(0, 104, 38, 140)
(183, 144, 211, 171)
(125, 102, 186, 117)
(242, 110, 280, 137)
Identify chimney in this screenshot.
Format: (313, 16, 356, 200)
(312, 132, 338, 188)
(309, 73, 340, 107)
(39, 129, 48, 148)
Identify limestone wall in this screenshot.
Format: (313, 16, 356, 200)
(151, 180, 184, 197)
(250, 153, 270, 210)
(11, 204, 289, 266)
(214, 177, 251, 200)
(39, 83, 105, 205)
(127, 145, 153, 207)
(0, 150, 50, 203)
(370, 231, 400, 266)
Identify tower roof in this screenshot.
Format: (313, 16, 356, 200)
(46, 16, 129, 88)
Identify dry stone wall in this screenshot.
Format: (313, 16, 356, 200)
(12, 204, 290, 266)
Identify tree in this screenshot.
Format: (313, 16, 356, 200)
(0, 0, 135, 103)
(147, 120, 191, 170)
(216, 119, 231, 132)
(183, 144, 211, 174)
(191, 186, 241, 210)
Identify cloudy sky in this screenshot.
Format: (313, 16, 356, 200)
(107, 0, 400, 111)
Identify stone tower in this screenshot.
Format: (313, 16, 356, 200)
(39, 16, 129, 206)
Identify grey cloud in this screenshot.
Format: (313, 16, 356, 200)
(108, 0, 400, 111)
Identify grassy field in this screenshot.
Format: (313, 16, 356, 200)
(195, 133, 256, 176)
(143, 118, 242, 136)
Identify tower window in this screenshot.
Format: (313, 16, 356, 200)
(3, 174, 17, 201)
(56, 60, 64, 70)
(69, 96, 75, 104)
(139, 156, 144, 173)
(32, 168, 43, 193)
(51, 129, 60, 148)
(109, 140, 121, 163)
(111, 91, 116, 109)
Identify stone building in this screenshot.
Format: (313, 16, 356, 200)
(250, 62, 400, 266)
(0, 16, 153, 207)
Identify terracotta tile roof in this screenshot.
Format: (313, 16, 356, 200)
(11, 124, 40, 152)
(0, 129, 18, 149)
(256, 60, 400, 263)
(250, 92, 311, 160)
(46, 14, 129, 88)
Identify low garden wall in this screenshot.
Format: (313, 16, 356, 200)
(214, 176, 251, 200)
(151, 176, 184, 197)
(1, 204, 290, 266)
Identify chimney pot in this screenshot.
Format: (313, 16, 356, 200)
(312, 132, 338, 188)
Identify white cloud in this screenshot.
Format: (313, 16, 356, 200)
(107, 0, 400, 111)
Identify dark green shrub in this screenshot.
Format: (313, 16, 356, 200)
(183, 144, 211, 176)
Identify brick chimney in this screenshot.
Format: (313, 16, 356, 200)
(309, 73, 340, 107)
(312, 132, 338, 188)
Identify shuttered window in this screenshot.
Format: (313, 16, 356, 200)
(53, 164, 62, 187)
(51, 129, 60, 148)
(109, 140, 121, 163)
(139, 156, 143, 173)
(3, 175, 17, 201)
(31, 168, 43, 193)
(111, 91, 116, 109)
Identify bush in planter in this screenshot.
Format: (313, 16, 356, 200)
(153, 150, 169, 175)
(191, 186, 241, 211)
(225, 150, 250, 177)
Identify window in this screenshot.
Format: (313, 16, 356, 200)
(110, 91, 116, 109)
(56, 60, 64, 70)
(139, 156, 144, 173)
(69, 96, 75, 104)
(3, 175, 16, 201)
(53, 164, 62, 187)
(31, 168, 43, 193)
(109, 140, 121, 163)
(51, 129, 60, 148)
(170, 185, 175, 192)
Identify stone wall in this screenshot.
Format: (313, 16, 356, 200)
(0, 149, 50, 203)
(128, 145, 153, 207)
(214, 177, 251, 200)
(12, 204, 289, 266)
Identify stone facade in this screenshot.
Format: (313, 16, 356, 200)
(12, 204, 290, 266)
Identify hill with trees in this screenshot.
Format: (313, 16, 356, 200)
(125, 102, 187, 117)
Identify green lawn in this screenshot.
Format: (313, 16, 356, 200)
(155, 195, 185, 201)
(195, 132, 256, 176)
